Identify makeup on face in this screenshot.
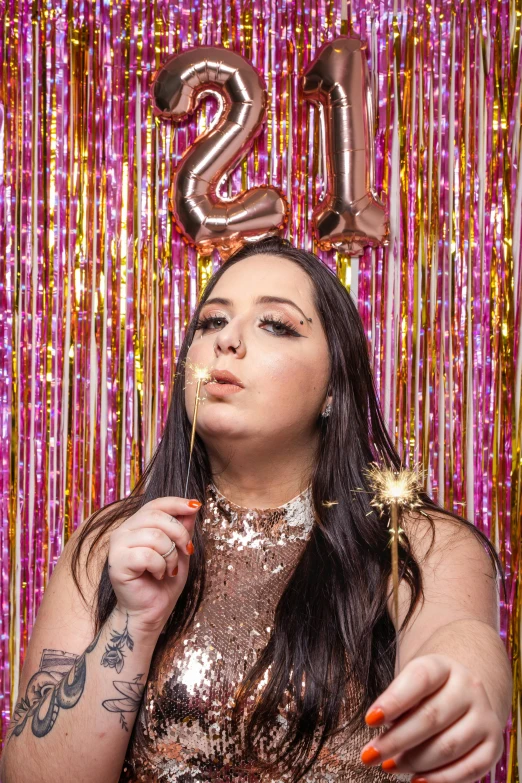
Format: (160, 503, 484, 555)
(202, 295, 312, 326)
(205, 381, 244, 396)
(204, 369, 245, 396)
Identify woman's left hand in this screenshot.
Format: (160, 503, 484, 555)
(359, 653, 505, 783)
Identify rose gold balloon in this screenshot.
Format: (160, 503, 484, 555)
(303, 35, 389, 256)
(151, 46, 288, 260)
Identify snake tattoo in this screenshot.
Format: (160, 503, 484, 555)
(6, 609, 146, 742)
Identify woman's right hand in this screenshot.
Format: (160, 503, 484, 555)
(107, 496, 202, 635)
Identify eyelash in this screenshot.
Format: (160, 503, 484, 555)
(194, 312, 301, 338)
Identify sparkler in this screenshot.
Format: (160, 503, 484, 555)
(182, 360, 213, 497)
(360, 461, 427, 673)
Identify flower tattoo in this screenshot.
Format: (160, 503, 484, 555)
(101, 611, 134, 674)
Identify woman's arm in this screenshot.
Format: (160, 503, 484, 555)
(391, 510, 512, 722)
(358, 511, 513, 782)
(0, 605, 161, 783)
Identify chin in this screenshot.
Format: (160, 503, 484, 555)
(197, 408, 247, 439)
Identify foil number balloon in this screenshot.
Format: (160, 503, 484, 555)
(303, 36, 388, 255)
(152, 36, 388, 259)
(151, 46, 288, 260)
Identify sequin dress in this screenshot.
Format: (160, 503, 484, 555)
(120, 483, 398, 782)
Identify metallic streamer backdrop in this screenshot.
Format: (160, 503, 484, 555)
(0, 0, 520, 780)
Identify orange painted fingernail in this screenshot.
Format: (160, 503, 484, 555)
(365, 707, 385, 726)
(188, 500, 202, 508)
(186, 540, 194, 554)
(361, 746, 381, 764)
(172, 566, 178, 576)
(381, 759, 397, 771)
(411, 779, 429, 783)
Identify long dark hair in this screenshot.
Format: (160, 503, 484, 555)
(71, 236, 505, 780)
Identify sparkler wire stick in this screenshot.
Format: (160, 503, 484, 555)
(183, 362, 212, 498)
(361, 462, 427, 675)
(389, 501, 401, 672)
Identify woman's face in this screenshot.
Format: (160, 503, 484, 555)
(184, 253, 331, 452)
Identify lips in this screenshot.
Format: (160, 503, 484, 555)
(208, 369, 244, 387)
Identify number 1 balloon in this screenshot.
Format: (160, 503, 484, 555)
(151, 46, 289, 260)
(303, 35, 389, 256)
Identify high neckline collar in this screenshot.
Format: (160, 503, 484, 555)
(207, 481, 312, 514)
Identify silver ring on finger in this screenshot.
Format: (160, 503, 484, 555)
(161, 541, 176, 559)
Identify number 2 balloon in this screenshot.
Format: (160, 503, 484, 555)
(151, 46, 289, 260)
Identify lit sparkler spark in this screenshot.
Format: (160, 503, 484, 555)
(362, 462, 427, 518)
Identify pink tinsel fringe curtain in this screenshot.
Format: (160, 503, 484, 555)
(0, 1, 520, 780)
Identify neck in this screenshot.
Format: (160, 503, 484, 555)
(205, 433, 317, 509)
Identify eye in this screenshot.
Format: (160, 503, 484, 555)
(194, 312, 302, 338)
(259, 314, 301, 337)
(194, 314, 228, 332)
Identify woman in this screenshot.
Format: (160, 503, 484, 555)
(2, 238, 512, 783)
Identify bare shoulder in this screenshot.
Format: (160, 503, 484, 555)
(400, 506, 497, 581)
(389, 505, 501, 642)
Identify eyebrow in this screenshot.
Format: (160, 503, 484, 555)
(202, 296, 312, 325)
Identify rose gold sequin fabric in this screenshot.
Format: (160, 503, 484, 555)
(120, 483, 397, 782)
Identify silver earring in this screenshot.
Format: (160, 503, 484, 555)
(321, 402, 332, 418)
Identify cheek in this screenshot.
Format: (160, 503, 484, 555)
(186, 338, 211, 365)
(183, 341, 214, 409)
(257, 354, 323, 404)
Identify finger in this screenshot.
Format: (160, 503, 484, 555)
(362, 677, 471, 763)
(123, 528, 179, 574)
(175, 508, 199, 537)
(123, 509, 194, 555)
(142, 496, 202, 516)
(407, 738, 503, 783)
(364, 655, 452, 726)
(140, 498, 201, 542)
(120, 546, 171, 582)
(169, 502, 200, 539)
(386, 709, 486, 773)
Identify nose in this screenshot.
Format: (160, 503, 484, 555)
(213, 323, 246, 358)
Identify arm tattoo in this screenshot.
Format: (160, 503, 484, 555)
(100, 611, 145, 731)
(101, 673, 145, 732)
(5, 630, 103, 744)
(100, 610, 134, 673)
(6, 609, 146, 742)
